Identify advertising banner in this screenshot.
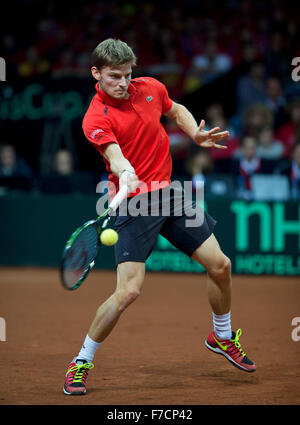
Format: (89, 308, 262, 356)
(0, 195, 299, 276)
(146, 200, 300, 276)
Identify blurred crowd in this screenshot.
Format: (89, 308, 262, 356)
(1, 0, 300, 200)
(2, 0, 299, 94)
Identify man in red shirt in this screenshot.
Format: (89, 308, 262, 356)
(63, 39, 256, 396)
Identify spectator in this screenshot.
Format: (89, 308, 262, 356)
(146, 47, 184, 100)
(233, 136, 262, 199)
(204, 103, 239, 160)
(264, 31, 290, 84)
(275, 143, 300, 199)
(264, 77, 287, 129)
(17, 46, 50, 78)
(190, 39, 232, 85)
(236, 60, 267, 114)
(40, 149, 95, 194)
(0, 144, 35, 192)
(275, 99, 300, 157)
(184, 148, 214, 190)
(54, 149, 74, 175)
(243, 103, 274, 139)
(239, 42, 258, 66)
(256, 126, 284, 160)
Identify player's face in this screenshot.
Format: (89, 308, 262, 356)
(97, 63, 132, 99)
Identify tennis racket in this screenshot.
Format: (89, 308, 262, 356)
(60, 185, 128, 290)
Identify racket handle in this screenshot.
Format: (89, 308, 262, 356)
(109, 185, 129, 211)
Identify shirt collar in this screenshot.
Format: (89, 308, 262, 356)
(95, 81, 136, 106)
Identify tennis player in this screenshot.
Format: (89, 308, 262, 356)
(63, 39, 256, 396)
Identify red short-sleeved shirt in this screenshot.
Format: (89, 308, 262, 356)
(82, 77, 173, 198)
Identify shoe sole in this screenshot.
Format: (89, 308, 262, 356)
(63, 386, 86, 395)
(205, 340, 256, 373)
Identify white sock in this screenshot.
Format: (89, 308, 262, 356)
(76, 334, 101, 363)
(213, 312, 232, 340)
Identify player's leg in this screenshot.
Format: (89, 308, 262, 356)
(80, 212, 164, 360)
(63, 261, 145, 395)
(191, 233, 231, 316)
(191, 234, 256, 372)
(63, 210, 167, 395)
(160, 206, 256, 372)
(88, 261, 145, 342)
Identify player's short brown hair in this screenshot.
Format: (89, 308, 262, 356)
(91, 38, 137, 69)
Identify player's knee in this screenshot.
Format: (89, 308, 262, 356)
(209, 255, 231, 280)
(116, 286, 141, 312)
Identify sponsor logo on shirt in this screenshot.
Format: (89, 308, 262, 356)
(91, 128, 104, 139)
(146, 96, 153, 102)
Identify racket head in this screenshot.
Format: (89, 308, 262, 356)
(60, 219, 101, 290)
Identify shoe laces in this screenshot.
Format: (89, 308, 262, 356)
(67, 362, 94, 384)
(229, 328, 246, 357)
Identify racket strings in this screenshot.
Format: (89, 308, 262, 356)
(63, 224, 100, 288)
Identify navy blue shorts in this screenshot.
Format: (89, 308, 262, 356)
(113, 186, 216, 265)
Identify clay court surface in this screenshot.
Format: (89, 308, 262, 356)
(0, 267, 299, 405)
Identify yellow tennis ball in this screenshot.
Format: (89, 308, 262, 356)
(100, 229, 118, 246)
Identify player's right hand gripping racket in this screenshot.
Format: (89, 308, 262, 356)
(60, 185, 128, 290)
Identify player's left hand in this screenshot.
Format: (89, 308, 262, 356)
(193, 119, 229, 149)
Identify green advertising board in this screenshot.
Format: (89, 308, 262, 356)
(146, 200, 300, 276)
(0, 81, 93, 122)
(0, 195, 299, 275)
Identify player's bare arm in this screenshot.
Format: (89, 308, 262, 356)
(164, 101, 229, 149)
(103, 142, 139, 192)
